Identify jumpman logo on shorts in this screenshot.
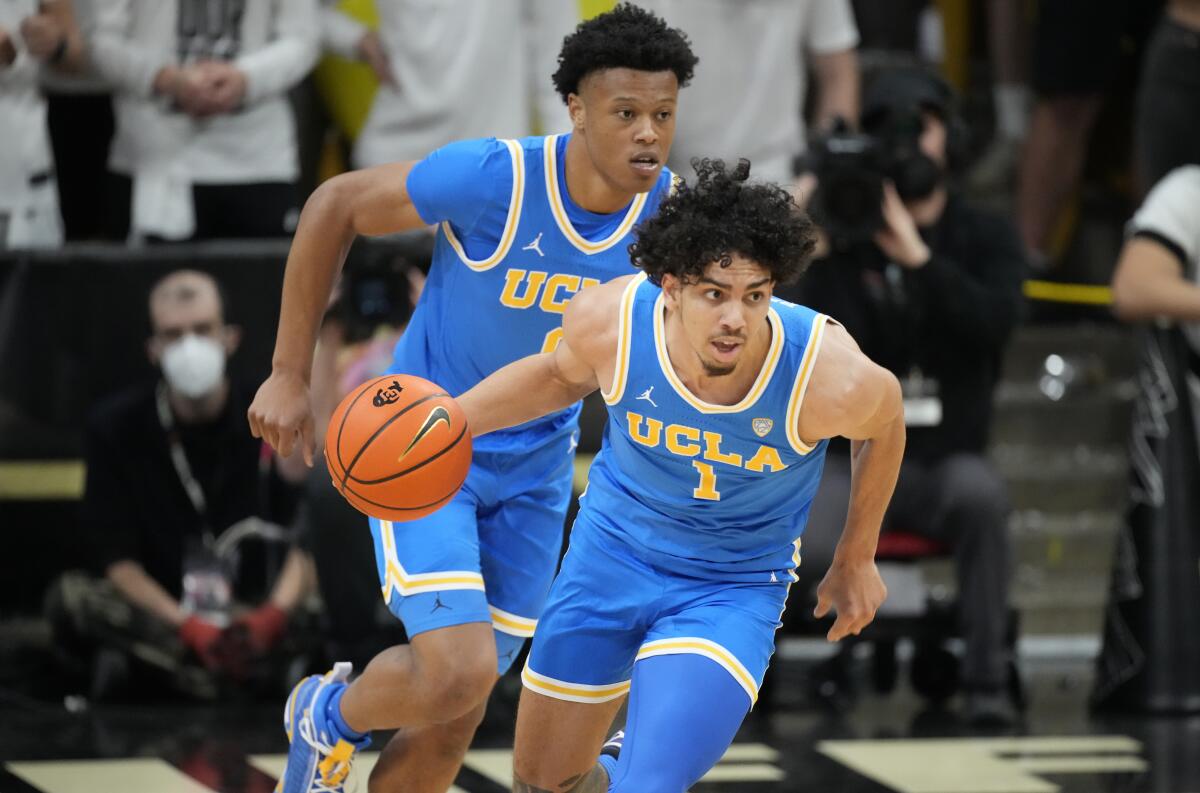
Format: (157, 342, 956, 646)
(430, 593, 452, 613)
(636, 386, 658, 408)
(523, 232, 545, 257)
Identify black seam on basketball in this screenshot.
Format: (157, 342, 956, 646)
(324, 447, 348, 496)
(340, 475, 463, 512)
(335, 378, 382, 478)
(340, 392, 449, 487)
(347, 423, 469, 485)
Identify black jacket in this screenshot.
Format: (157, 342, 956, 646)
(784, 192, 1026, 461)
(82, 379, 299, 600)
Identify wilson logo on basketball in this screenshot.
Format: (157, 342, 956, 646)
(372, 380, 405, 407)
(398, 406, 453, 463)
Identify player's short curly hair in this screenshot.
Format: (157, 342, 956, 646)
(630, 159, 817, 287)
(552, 4, 698, 103)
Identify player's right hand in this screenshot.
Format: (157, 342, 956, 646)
(813, 556, 887, 642)
(248, 370, 316, 466)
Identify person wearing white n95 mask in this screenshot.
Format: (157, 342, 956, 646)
(146, 270, 240, 419)
(45, 267, 314, 700)
(160, 333, 227, 400)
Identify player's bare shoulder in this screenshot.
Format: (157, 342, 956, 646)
(562, 274, 639, 368)
(796, 320, 903, 442)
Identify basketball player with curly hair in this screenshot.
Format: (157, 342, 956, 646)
(248, 6, 698, 792)
(457, 159, 904, 792)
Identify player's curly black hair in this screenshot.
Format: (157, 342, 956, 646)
(552, 4, 698, 103)
(630, 159, 817, 287)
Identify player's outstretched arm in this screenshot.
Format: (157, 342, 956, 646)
(249, 162, 427, 464)
(457, 277, 628, 438)
(798, 322, 905, 642)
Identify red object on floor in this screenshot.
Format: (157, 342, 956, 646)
(875, 531, 950, 560)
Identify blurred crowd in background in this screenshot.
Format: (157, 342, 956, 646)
(2, 0, 1200, 730)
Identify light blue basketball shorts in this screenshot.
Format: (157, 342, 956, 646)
(368, 431, 575, 673)
(522, 508, 795, 707)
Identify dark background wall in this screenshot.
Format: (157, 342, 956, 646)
(0, 244, 290, 613)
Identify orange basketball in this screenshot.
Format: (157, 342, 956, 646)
(324, 374, 472, 521)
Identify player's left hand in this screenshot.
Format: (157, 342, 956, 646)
(873, 181, 930, 269)
(813, 556, 887, 642)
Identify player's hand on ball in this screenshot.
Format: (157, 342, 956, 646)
(813, 556, 887, 642)
(248, 370, 316, 466)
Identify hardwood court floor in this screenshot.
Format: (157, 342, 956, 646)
(2, 655, 1198, 793)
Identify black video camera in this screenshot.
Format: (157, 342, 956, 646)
(802, 68, 961, 250)
(803, 110, 940, 249)
(337, 235, 434, 343)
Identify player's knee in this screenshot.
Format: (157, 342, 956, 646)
(419, 640, 496, 718)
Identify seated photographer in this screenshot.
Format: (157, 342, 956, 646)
(51, 270, 307, 699)
(785, 68, 1027, 726)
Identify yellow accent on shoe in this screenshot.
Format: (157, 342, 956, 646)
(317, 739, 356, 786)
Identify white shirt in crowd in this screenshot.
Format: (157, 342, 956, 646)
(91, 0, 319, 240)
(0, 0, 63, 248)
(321, 0, 577, 168)
(1129, 165, 1200, 352)
(38, 0, 106, 95)
(634, 0, 859, 184)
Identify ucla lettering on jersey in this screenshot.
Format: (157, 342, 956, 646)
(581, 273, 831, 581)
(392, 135, 674, 453)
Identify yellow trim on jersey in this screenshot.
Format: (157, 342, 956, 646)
(773, 535, 804, 662)
(636, 637, 759, 705)
(788, 536, 802, 583)
(652, 295, 785, 414)
(441, 139, 525, 272)
(601, 273, 646, 404)
(785, 314, 829, 455)
(544, 134, 649, 254)
(378, 520, 486, 599)
(489, 605, 537, 638)
(521, 665, 631, 703)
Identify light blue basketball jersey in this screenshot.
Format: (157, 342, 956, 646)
(580, 273, 831, 581)
(393, 134, 675, 454)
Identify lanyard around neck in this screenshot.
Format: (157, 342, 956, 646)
(156, 382, 214, 543)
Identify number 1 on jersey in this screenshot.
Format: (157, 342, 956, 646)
(692, 460, 721, 500)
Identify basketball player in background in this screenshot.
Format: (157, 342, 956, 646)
(247, 7, 698, 792)
(455, 159, 903, 792)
